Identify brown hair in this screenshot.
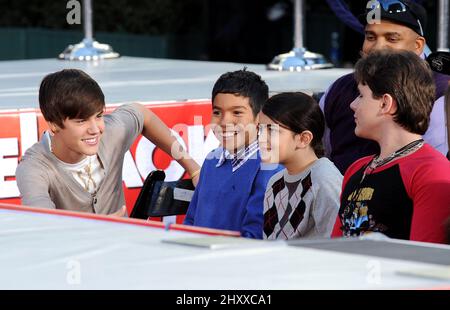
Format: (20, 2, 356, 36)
(354, 50, 435, 135)
(39, 69, 105, 128)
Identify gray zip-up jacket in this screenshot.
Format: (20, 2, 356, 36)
(15, 104, 144, 214)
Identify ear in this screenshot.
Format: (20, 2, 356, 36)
(295, 130, 313, 150)
(48, 122, 60, 135)
(380, 94, 397, 114)
(414, 36, 426, 55)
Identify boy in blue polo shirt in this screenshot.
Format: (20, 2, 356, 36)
(184, 69, 282, 238)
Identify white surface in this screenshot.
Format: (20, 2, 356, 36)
(0, 57, 352, 109)
(0, 208, 449, 290)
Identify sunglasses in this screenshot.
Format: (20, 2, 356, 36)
(368, 0, 407, 13)
(367, 0, 424, 36)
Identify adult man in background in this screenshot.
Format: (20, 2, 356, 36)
(319, 0, 450, 174)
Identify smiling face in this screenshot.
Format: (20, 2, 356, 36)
(258, 112, 297, 165)
(51, 110, 105, 164)
(210, 93, 258, 153)
(362, 20, 424, 57)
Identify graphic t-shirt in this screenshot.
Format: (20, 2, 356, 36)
(332, 144, 450, 244)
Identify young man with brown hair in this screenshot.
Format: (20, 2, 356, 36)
(16, 69, 200, 215)
(320, 0, 450, 174)
(331, 50, 450, 244)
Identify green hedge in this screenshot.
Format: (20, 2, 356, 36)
(0, 27, 205, 60)
(0, 0, 205, 35)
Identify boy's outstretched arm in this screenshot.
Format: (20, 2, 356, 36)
(132, 103, 201, 186)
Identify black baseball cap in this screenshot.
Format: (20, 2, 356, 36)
(359, 0, 427, 36)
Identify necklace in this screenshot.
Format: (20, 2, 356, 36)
(369, 139, 424, 170)
(341, 138, 424, 236)
(359, 138, 423, 185)
(48, 132, 99, 193)
(76, 157, 97, 192)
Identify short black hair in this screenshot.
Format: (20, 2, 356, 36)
(262, 92, 325, 157)
(39, 69, 105, 128)
(212, 69, 269, 117)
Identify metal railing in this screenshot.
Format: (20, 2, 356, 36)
(267, 0, 333, 71)
(58, 0, 119, 61)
